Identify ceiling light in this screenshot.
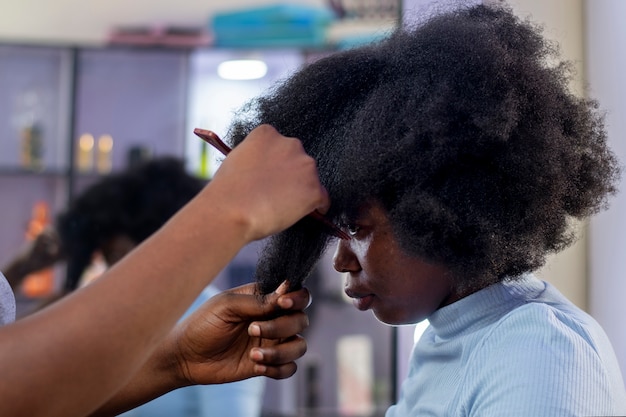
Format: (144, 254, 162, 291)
(217, 59, 268, 80)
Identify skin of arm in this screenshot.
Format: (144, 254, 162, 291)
(0, 124, 328, 417)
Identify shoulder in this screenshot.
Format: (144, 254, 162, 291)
(461, 301, 618, 416)
(486, 300, 598, 350)
(475, 300, 611, 381)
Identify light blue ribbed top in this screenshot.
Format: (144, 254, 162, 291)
(387, 274, 626, 416)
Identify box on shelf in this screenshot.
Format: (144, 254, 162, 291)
(210, 4, 336, 48)
(107, 26, 213, 48)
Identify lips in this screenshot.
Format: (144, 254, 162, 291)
(344, 288, 375, 311)
(353, 294, 375, 311)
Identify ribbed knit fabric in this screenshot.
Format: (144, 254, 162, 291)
(387, 274, 626, 417)
(0, 272, 15, 326)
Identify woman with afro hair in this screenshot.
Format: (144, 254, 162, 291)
(226, 3, 626, 416)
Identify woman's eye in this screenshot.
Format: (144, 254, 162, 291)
(346, 224, 360, 237)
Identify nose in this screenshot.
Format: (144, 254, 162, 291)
(333, 240, 361, 273)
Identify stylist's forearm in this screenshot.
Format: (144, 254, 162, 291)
(0, 184, 249, 417)
(87, 334, 182, 417)
(0, 126, 326, 417)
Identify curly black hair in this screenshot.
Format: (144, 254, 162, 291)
(228, 3, 621, 294)
(56, 157, 206, 290)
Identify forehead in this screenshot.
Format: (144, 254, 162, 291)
(343, 199, 389, 222)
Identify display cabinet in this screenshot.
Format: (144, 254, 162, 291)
(0, 45, 74, 305)
(0, 43, 189, 304)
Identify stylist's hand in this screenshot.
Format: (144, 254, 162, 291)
(210, 124, 329, 241)
(168, 281, 310, 385)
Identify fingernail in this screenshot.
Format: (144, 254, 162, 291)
(250, 348, 264, 361)
(248, 324, 261, 337)
(254, 364, 267, 374)
(278, 297, 294, 309)
(275, 281, 289, 295)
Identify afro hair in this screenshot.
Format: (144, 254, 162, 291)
(228, 3, 620, 294)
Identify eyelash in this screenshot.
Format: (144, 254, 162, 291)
(346, 224, 360, 237)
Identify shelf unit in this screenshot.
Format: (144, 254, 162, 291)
(0, 43, 190, 297)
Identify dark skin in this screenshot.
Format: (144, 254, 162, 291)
(172, 282, 309, 383)
(333, 201, 468, 325)
(92, 236, 308, 403)
(90, 281, 310, 417)
(3, 207, 311, 417)
(0, 125, 329, 417)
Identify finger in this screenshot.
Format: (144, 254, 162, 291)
(248, 311, 309, 339)
(315, 186, 331, 215)
(252, 361, 298, 380)
(229, 281, 288, 299)
(227, 282, 257, 296)
(249, 335, 307, 376)
(273, 280, 289, 296)
(220, 284, 310, 324)
(254, 362, 298, 380)
(263, 286, 310, 311)
(216, 292, 277, 322)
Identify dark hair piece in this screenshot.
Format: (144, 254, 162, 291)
(57, 157, 206, 290)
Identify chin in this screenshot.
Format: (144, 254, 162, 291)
(373, 311, 406, 326)
(373, 309, 425, 326)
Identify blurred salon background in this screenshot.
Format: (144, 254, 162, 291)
(0, 0, 624, 416)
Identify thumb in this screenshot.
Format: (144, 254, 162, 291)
(220, 283, 288, 322)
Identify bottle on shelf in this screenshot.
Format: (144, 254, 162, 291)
(76, 133, 95, 172)
(96, 134, 114, 174)
(197, 141, 210, 178)
(20, 122, 44, 171)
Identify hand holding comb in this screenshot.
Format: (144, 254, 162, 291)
(193, 128, 350, 240)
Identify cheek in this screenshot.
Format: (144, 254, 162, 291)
(374, 285, 434, 325)
(351, 237, 371, 259)
(364, 241, 404, 287)
(374, 261, 450, 323)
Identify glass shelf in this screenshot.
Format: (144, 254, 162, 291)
(0, 166, 68, 177)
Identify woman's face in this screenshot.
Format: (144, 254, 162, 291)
(333, 201, 459, 325)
